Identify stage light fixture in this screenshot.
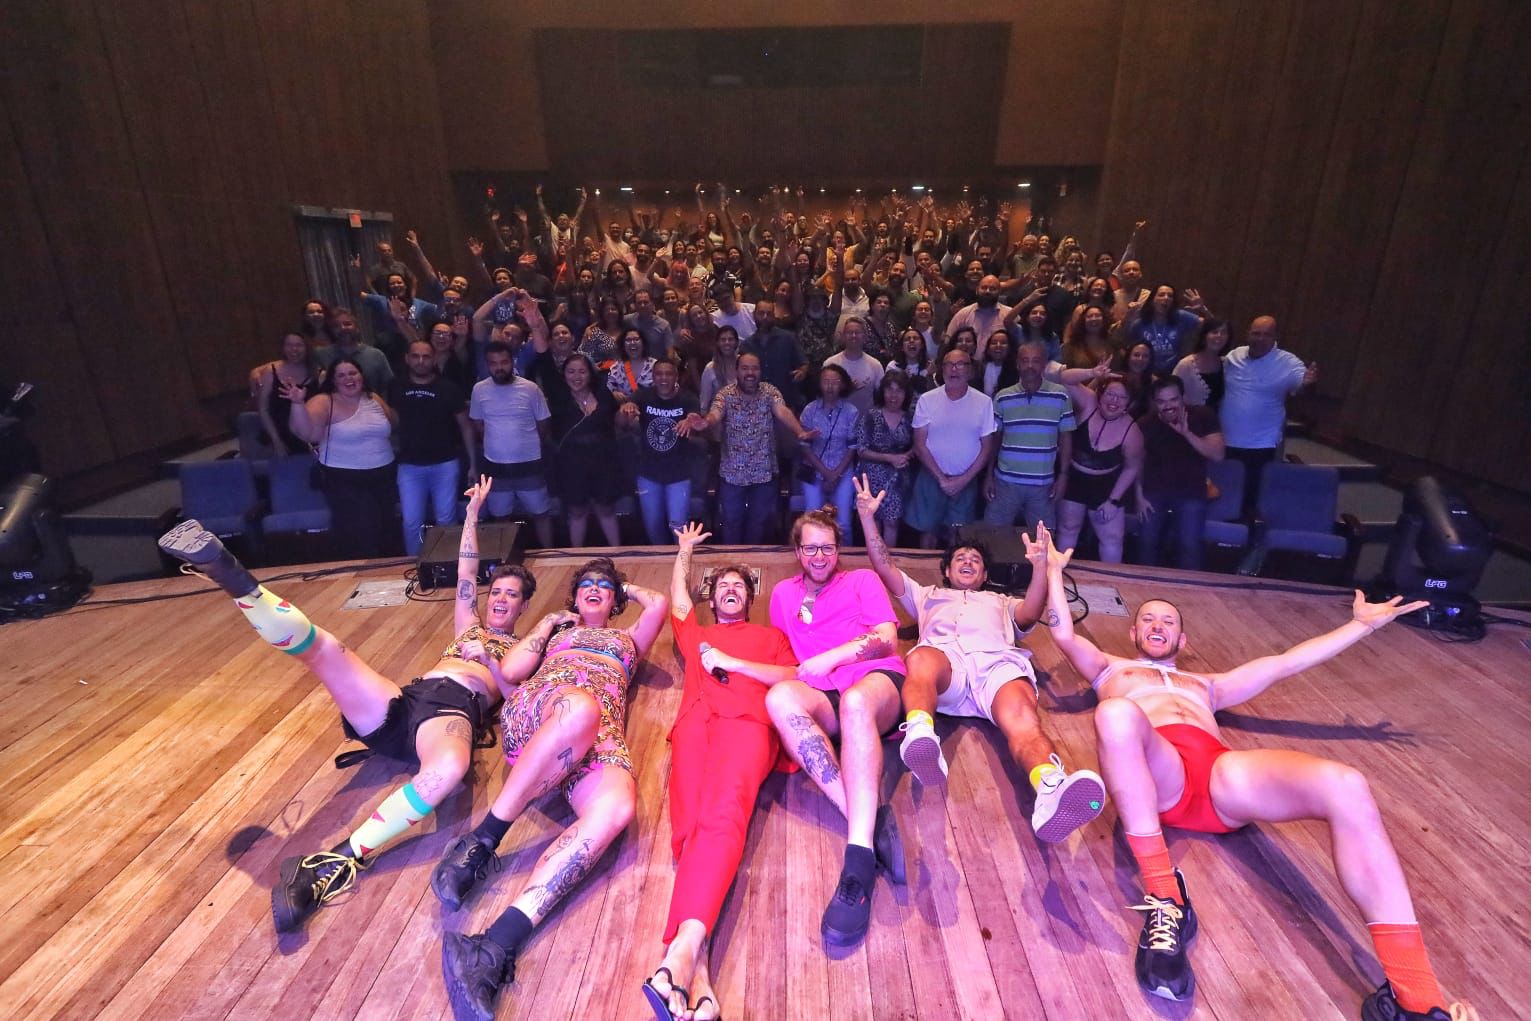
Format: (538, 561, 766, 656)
(1371, 476, 1492, 633)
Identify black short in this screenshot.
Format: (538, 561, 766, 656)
(341, 676, 488, 766)
(820, 670, 906, 738)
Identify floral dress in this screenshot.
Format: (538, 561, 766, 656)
(501, 625, 637, 796)
(854, 407, 914, 525)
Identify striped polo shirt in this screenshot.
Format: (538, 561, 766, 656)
(992, 380, 1076, 484)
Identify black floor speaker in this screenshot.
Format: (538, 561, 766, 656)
(415, 522, 523, 592)
(953, 523, 1035, 591)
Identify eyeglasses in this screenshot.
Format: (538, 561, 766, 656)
(576, 577, 616, 592)
(797, 544, 837, 557)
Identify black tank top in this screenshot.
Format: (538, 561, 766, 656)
(1071, 409, 1129, 473)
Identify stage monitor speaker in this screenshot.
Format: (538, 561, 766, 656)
(415, 523, 522, 592)
(953, 523, 1034, 591)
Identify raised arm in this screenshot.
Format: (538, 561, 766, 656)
(401, 230, 439, 292)
(1012, 525, 1051, 630)
(495, 610, 578, 692)
(853, 474, 906, 596)
(1039, 526, 1112, 680)
(282, 385, 328, 446)
(1209, 592, 1428, 710)
(454, 475, 491, 633)
(623, 580, 670, 658)
(670, 521, 711, 619)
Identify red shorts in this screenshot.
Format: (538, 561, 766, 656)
(1155, 723, 1240, 834)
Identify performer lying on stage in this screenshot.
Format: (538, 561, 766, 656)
(1038, 528, 1476, 1020)
(641, 522, 799, 1021)
(436, 556, 668, 1021)
(764, 507, 908, 949)
(157, 477, 536, 934)
(853, 476, 1106, 842)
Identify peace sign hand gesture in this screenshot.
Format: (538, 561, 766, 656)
(852, 473, 885, 518)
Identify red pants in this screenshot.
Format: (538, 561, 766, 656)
(663, 709, 778, 942)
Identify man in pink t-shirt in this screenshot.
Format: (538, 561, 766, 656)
(766, 508, 907, 949)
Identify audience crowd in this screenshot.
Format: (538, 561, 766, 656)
(250, 184, 1315, 564)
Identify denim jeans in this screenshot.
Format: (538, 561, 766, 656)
(799, 471, 855, 535)
(983, 477, 1057, 532)
(718, 479, 778, 545)
(636, 475, 693, 545)
(1137, 495, 1208, 570)
(397, 459, 460, 555)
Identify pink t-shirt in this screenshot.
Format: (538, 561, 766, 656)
(768, 568, 905, 693)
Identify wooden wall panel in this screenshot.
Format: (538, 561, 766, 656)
(1339, 0, 1531, 455)
(0, 0, 458, 483)
(0, 0, 199, 459)
(0, 97, 114, 476)
(1430, 145, 1531, 487)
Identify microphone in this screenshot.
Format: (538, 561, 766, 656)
(697, 641, 730, 684)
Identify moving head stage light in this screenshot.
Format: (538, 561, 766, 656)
(0, 473, 91, 621)
(1370, 476, 1491, 634)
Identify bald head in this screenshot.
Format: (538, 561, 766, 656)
(1247, 315, 1278, 358)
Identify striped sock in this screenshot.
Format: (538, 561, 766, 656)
(1369, 922, 1445, 1014)
(234, 586, 316, 655)
(348, 782, 433, 859)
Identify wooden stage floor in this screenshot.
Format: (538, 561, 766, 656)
(0, 548, 1526, 1020)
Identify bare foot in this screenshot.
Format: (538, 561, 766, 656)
(686, 955, 721, 1021)
(644, 963, 688, 1019)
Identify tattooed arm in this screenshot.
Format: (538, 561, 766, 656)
(795, 624, 898, 682)
(852, 474, 906, 597)
(623, 580, 670, 660)
(455, 474, 493, 634)
(670, 521, 711, 620)
(495, 611, 577, 694)
(1037, 525, 1111, 680)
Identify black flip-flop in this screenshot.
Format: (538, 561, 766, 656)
(690, 993, 723, 1021)
(642, 966, 688, 1021)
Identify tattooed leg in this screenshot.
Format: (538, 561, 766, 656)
(765, 682, 849, 816)
(511, 765, 637, 925)
(490, 686, 600, 823)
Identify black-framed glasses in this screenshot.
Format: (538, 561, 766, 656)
(798, 544, 838, 557)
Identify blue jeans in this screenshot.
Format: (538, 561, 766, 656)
(718, 479, 778, 545)
(1137, 494, 1207, 570)
(636, 475, 692, 545)
(983, 477, 1057, 532)
(799, 471, 855, 535)
(398, 459, 460, 555)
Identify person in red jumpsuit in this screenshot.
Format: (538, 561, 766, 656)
(642, 522, 798, 1021)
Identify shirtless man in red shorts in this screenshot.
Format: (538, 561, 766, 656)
(1039, 527, 1474, 1020)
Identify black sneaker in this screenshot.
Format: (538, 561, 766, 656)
(157, 519, 257, 597)
(1360, 982, 1467, 1020)
(873, 804, 907, 886)
(441, 932, 513, 1021)
(1131, 869, 1199, 1001)
(820, 870, 873, 947)
(271, 851, 362, 933)
(431, 834, 500, 911)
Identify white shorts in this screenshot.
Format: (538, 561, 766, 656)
(924, 640, 1038, 724)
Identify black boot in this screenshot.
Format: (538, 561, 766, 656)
(271, 851, 362, 933)
(431, 833, 500, 911)
(158, 519, 258, 597)
(441, 932, 514, 1021)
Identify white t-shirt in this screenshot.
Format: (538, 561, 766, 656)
(912, 385, 996, 476)
(712, 304, 758, 342)
(824, 351, 884, 414)
(1220, 345, 1305, 449)
(469, 376, 550, 464)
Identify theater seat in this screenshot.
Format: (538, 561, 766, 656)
(1203, 459, 1249, 549)
(261, 455, 331, 536)
(178, 459, 262, 549)
(1243, 463, 1362, 581)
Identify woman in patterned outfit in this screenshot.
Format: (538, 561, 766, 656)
(855, 369, 916, 546)
(437, 557, 669, 1021)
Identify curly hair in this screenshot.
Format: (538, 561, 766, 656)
(565, 557, 629, 617)
(939, 539, 991, 588)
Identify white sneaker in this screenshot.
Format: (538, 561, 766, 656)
(1031, 757, 1106, 842)
(898, 719, 947, 787)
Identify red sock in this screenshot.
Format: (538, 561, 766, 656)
(1368, 923, 1444, 1013)
(1125, 830, 1180, 902)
